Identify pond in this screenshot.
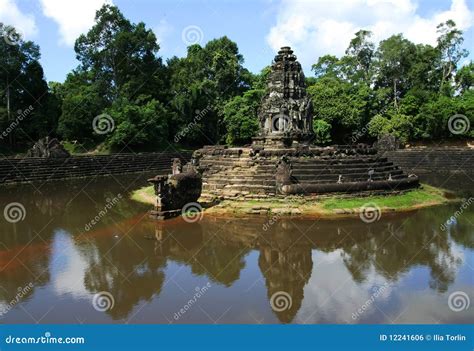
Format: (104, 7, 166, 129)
(0, 173, 472, 324)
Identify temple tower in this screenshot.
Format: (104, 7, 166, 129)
(253, 46, 314, 148)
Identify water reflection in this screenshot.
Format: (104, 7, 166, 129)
(0, 177, 473, 324)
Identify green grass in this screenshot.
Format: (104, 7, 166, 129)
(130, 185, 155, 204)
(321, 184, 447, 210)
(130, 183, 453, 217)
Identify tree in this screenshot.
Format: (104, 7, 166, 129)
(105, 97, 171, 149)
(373, 34, 417, 111)
(168, 36, 252, 145)
(0, 23, 52, 147)
(58, 4, 170, 148)
(455, 62, 474, 93)
(307, 77, 369, 141)
(436, 20, 468, 95)
(345, 30, 374, 83)
(223, 89, 263, 145)
(312, 119, 332, 145)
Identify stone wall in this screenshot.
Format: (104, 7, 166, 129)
(383, 147, 473, 194)
(0, 152, 192, 185)
(383, 148, 472, 173)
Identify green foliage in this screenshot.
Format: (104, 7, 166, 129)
(106, 97, 171, 149)
(307, 77, 370, 141)
(223, 89, 263, 145)
(168, 36, 252, 145)
(1, 8, 473, 155)
(312, 119, 332, 145)
(414, 91, 474, 139)
(0, 23, 53, 147)
(309, 20, 472, 144)
(367, 112, 412, 144)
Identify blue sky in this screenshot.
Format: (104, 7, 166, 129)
(1, 0, 473, 82)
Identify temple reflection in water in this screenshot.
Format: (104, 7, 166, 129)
(0, 178, 472, 324)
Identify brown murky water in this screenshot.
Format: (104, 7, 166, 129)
(0, 174, 473, 324)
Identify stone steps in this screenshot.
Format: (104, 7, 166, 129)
(204, 178, 277, 186)
(289, 157, 388, 164)
(292, 164, 399, 174)
(294, 169, 403, 179)
(292, 174, 406, 184)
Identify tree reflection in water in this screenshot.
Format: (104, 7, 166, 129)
(0, 178, 472, 323)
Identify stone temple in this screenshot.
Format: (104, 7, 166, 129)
(253, 46, 314, 148)
(149, 47, 419, 218)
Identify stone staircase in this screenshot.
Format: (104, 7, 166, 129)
(199, 150, 277, 197)
(290, 156, 405, 184)
(196, 146, 418, 197)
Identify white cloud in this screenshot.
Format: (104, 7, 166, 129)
(267, 0, 474, 70)
(39, 0, 111, 46)
(153, 18, 173, 54)
(153, 19, 172, 46)
(0, 0, 38, 39)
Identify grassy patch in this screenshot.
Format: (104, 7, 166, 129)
(321, 184, 447, 210)
(130, 185, 155, 204)
(130, 183, 454, 218)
